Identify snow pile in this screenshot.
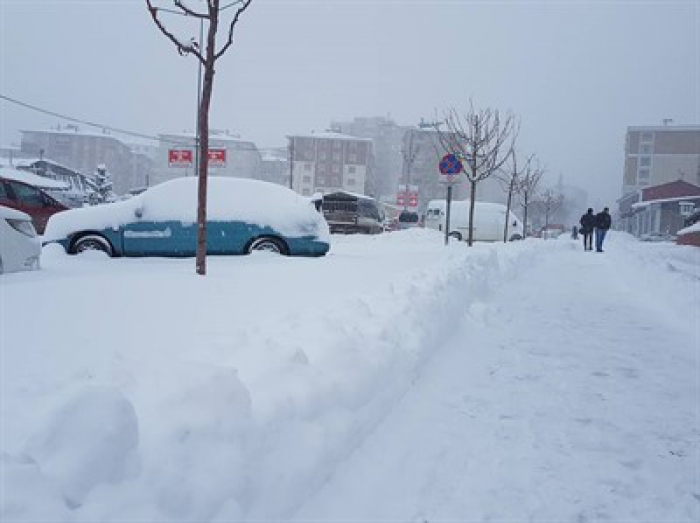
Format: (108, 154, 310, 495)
(1, 230, 539, 520)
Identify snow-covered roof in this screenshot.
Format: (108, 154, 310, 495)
(287, 131, 372, 142)
(159, 132, 253, 145)
(0, 167, 70, 190)
(631, 195, 700, 209)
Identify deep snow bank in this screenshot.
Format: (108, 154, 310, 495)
(1, 233, 546, 520)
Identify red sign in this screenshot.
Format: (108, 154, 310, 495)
(397, 191, 419, 207)
(208, 148, 227, 167)
(168, 149, 193, 167)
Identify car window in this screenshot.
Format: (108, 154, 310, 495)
(8, 181, 45, 207)
(0, 182, 9, 200)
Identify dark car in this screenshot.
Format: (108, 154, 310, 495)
(0, 176, 69, 234)
(397, 210, 420, 230)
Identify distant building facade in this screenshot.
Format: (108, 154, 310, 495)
(20, 126, 152, 195)
(330, 116, 404, 200)
(287, 131, 372, 196)
(617, 179, 700, 237)
(622, 125, 700, 196)
(257, 147, 290, 187)
(153, 131, 262, 186)
(399, 127, 470, 212)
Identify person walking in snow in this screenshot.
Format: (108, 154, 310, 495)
(579, 208, 596, 251)
(595, 207, 612, 252)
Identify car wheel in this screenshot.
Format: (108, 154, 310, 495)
(247, 237, 287, 255)
(449, 231, 462, 241)
(509, 233, 523, 241)
(72, 235, 114, 256)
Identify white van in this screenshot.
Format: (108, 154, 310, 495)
(425, 199, 524, 242)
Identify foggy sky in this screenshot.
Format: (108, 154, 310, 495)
(1, 0, 698, 207)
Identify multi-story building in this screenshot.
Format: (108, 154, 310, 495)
(153, 131, 262, 186)
(622, 125, 700, 196)
(330, 117, 404, 201)
(287, 131, 372, 197)
(20, 126, 151, 195)
(258, 147, 290, 187)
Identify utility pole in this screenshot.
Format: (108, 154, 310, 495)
(288, 136, 294, 190)
(401, 129, 417, 211)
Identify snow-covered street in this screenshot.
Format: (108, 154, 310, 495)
(1, 231, 698, 521)
(296, 237, 700, 521)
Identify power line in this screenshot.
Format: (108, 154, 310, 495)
(0, 93, 168, 143)
(0, 93, 260, 151)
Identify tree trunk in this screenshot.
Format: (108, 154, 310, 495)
(195, 19, 218, 276)
(522, 195, 529, 239)
(504, 177, 514, 243)
(468, 180, 477, 246)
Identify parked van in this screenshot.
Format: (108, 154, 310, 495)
(425, 199, 523, 242)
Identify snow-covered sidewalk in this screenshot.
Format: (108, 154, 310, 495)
(295, 237, 700, 521)
(1, 232, 698, 521)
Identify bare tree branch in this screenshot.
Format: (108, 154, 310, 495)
(146, 0, 206, 62)
(216, 0, 253, 60)
(174, 0, 208, 18)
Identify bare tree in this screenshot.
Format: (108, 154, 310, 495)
(538, 188, 565, 238)
(516, 156, 545, 238)
(146, 0, 253, 275)
(496, 150, 532, 242)
(434, 103, 518, 246)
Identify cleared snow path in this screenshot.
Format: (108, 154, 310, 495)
(295, 240, 700, 521)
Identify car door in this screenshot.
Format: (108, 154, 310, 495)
(122, 218, 196, 256)
(5, 180, 56, 234)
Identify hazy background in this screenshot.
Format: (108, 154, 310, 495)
(1, 0, 698, 207)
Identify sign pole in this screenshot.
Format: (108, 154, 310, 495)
(438, 153, 463, 247)
(445, 184, 453, 245)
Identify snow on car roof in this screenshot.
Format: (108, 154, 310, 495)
(676, 221, 700, 236)
(44, 177, 329, 241)
(0, 167, 70, 190)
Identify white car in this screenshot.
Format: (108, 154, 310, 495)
(0, 205, 41, 274)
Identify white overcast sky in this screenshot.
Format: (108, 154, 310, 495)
(1, 0, 698, 206)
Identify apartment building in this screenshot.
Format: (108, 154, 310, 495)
(257, 147, 290, 187)
(287, 131, 372, 196)
(622, 125, 700, 196)
(330, 116, 404, 201)
(20, 126, 151, 195)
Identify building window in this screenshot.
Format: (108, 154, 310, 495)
(348, 153, 357, 163)
(347, 178, 356, 186)
(302, 189, 310, 196)
(639, 143, 652, 154)
(639, 156, 651, 167)
(348, 166, 356, 174)
(304, 163, 312, 171)
(332, 164, 340, 174)
(319, 152, 327, 160)
(332, 152, 341, 161)
(638, 168, 650, 181)
(641, 132, 653, 143)
(302, 175, 311, 183)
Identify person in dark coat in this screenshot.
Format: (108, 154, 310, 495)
(579, 208, 596, 251)
(595, 207, 612, 252)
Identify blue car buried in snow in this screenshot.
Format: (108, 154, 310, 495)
(43, 177, 330, 257)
